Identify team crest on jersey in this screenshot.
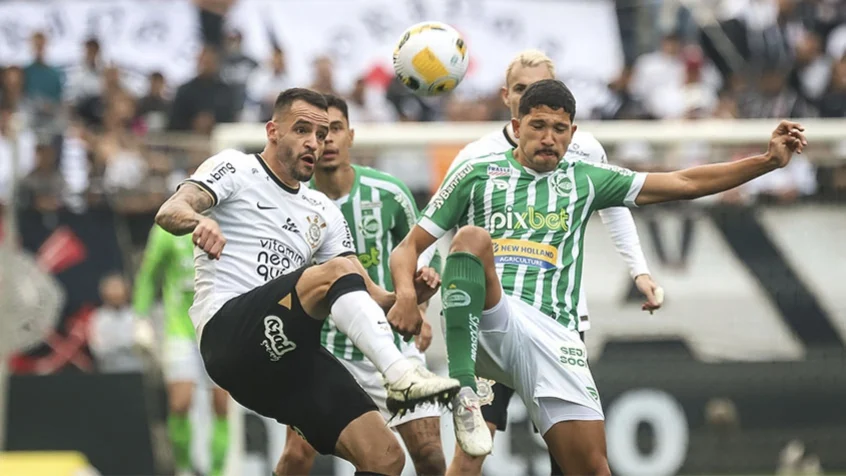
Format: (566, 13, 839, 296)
(549, 171, 573, 196)
(486, 165, 511, 178)
(305, 215, 326, 248)
(361, 215, 381, 239)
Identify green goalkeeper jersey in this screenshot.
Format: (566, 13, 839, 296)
(312, 165, 441, 361)
(419, 149, 645, 329)
(133, 224, 197, 338)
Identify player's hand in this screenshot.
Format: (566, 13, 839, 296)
(387, 296, 423, 339)
(133, 319, 157, 354)
(415, 315, 433, 352)
(767, 120, 807, 168)
(414, 266, 441, 304)
(635, 274, 664, 314)
(193, 217, 226, 260)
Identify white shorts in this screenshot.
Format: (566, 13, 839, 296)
(163, 336, 215, 386)
(339, 342, 443, 428)
(474, 292, 604, 436)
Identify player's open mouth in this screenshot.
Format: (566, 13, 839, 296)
(537, 150, 558, 159)
(301, 155, 316, 165)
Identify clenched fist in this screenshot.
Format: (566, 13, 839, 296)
(193, 217, 226, 260)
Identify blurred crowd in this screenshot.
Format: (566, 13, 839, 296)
(0, 0, 845, 230)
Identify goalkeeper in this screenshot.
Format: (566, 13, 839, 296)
(133, 224, 229, 476)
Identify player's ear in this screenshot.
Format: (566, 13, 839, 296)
(348, 128, 355, 147)
(265, 120, 277, 144)
(571, 122, 578, 136)
(500, 86, 509, 108)
(511, 117, 521, 139)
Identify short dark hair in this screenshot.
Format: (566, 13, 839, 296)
(518, 79, 577, 120)
(323, 93, 349, 122)
(273, 88, 328, 118)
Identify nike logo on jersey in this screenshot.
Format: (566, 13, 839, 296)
(257, 202, 278, 210)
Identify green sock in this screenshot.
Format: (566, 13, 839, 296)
(441, 252, 486, 391)
(211, 415, 229, 476)
(168, 414, 191, 471)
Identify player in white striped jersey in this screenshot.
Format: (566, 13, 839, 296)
(444, 50, 662, 476)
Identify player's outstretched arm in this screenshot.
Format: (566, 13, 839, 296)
(635, 120, 807, 206)
(389, 226, 438, 337)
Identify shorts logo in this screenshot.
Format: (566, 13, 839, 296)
(549, 171, 573, 196)
(262, 315, 296, 361)
(305, 215, 326, 248)
(361, 215, 380, 239)
(442, 288, 471, 308)
(558, 345, 588, 369)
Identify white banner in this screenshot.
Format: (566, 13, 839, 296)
(0, 0, 623, 101)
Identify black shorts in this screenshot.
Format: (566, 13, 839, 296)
(199, 266, 377, 455)
(482, 330, 586, 431)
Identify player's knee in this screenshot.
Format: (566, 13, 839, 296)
(409, 441, 446, 475)
(450, 226, 492, 255)
(321, 256, 361, 282)
(168, 393, 192, 415)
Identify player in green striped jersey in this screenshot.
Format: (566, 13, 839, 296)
(276, 94, 446, 476)
(133, 224, 229, 476)
(390, 79, 807, 472)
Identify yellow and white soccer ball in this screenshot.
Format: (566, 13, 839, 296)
(392, 21, 469, 96)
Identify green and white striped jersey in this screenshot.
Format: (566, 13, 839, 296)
(419, 149, 646, 329)
(314, 165, 440, 360)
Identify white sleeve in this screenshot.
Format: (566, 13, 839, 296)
(314, 201, 356, 263)
(584, 133, 651, 278)
(598, 207, 650, 279)
(179, 150, 243, 206)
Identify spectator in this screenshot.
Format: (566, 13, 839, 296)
(628, 33, 688, 118)
(88, 273, 143, 374)
(0, 102, 36, 205)
(136, 72, 171, 133)
(346, 76, 397, 123)
(23, 32, 63, 107)
(75, 65, 132, 130)
(18, 143, 65, 214)
(244, 46, 290, 122)
(220, 30, 258, 114)
(818, 53, 846, 117)
(167, 45, 237, 131)
(65, 38, 103, 106)
(737, 64, 817, 118)
(1, 66, 27, 116)
(789, 31, 833, 102)
(309, 55, 338, 95)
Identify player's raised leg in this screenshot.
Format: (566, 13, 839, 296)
(440, 225, 503, 456)
(276, 426, 317, 476)
(295, 256, 460, 410)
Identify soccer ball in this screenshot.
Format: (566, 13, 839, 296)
(392, 21, 469, 96)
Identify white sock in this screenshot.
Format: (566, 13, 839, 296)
(330, 291, 415, 384)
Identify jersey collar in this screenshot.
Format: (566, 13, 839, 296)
(255, 153, 300, 194)
(502, 123, 518, 148)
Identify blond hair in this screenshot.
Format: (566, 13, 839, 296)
(505, 49, 555, 86)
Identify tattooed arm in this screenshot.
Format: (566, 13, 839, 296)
(155, 183, 226, 260)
